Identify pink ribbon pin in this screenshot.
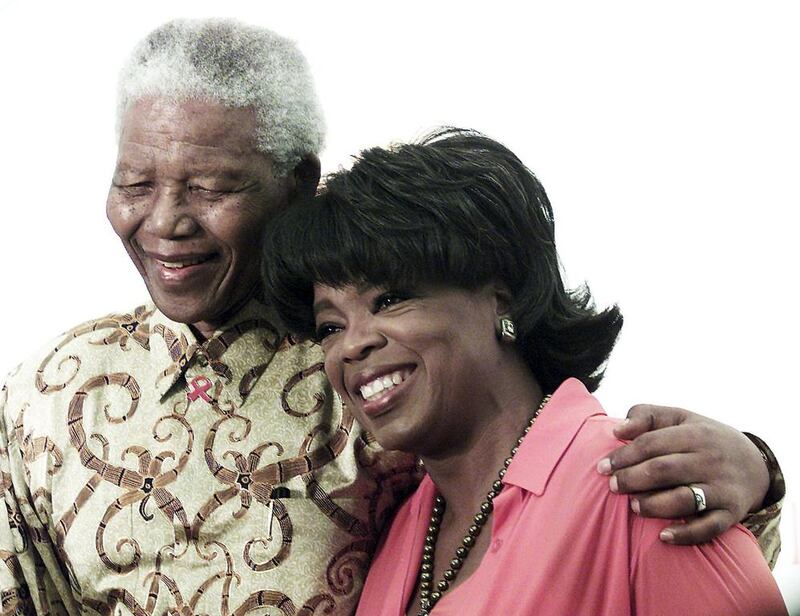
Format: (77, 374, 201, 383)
(187, 376, 212, 402)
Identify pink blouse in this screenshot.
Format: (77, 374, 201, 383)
(357, 379, 787, 615)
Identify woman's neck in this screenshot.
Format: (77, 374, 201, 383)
(419, 369, 544, 520)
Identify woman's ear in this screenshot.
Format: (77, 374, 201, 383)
(490, 282, 518, 344)
(491, 281, 513, 317)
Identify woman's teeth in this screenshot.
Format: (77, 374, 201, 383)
(360, 371, 406, 401)
(157, 257, 208, 269)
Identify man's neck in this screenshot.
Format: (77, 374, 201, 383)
(188, 294, 259, 342)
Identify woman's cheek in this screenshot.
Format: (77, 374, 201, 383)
(323, 357, 346, 401)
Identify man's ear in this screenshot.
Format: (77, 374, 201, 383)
(292, 153, 321, 200)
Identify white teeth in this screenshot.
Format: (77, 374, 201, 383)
(157, 257, 207, 269)
(359, 370, 408, 401)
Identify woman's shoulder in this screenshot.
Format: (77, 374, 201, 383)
(541, 407, 628, 492)
(541, 407, 787, 614)
(571, 413, 627, 459)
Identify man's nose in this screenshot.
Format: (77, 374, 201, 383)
(341, 320, 386, 363)
(144, 187, 199, 238)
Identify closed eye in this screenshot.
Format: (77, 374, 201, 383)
(114, 181, 153, 196)
(188, 185, 228, 199)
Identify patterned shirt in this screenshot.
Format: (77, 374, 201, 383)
(0, 301, 416, 615)
(0, 302, 783, 615)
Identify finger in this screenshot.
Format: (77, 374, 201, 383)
(611, 453, 702, 494)
(613, 404, 690, 440)
(659, 509, 736, 545)
(631, 484, 713, 520)
(602, 426, 699, 475)
(612, 413, 653, 441)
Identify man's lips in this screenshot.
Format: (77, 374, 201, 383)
(142, 250, 220, 284)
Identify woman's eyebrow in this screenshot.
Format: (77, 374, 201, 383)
(312, 298, 336, 317)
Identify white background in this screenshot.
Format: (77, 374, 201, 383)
(0, 0, 797, 609)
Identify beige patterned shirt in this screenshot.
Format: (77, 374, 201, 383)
(0, 301, 416, 615)
(0, 302, 783, 615)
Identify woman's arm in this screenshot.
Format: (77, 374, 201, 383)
(630, 516, 787, 615)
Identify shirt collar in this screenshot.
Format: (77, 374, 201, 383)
(502, 378, 606, 496)
(147, 299, 285, 400)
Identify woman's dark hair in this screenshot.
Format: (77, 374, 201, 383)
(262, 128, 622, 393)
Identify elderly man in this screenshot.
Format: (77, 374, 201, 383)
(0, 19, 783, 615)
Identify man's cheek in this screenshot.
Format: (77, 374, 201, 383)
(107, 200, 142, 238)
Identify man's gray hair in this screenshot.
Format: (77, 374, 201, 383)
(118, 18, 325, 173)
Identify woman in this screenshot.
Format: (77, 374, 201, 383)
(262, 129, 786, 615)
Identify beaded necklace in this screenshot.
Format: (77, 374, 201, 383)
(416, 395, 551, 616)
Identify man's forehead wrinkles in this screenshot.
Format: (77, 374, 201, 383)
(119, 139, 170, 157)
(172, 140, 255, 159)
(117, 140, 260, 175)
(122, 135, 252, 155)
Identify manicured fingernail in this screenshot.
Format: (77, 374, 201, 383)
(597, 458, 612, 474)
(609, 476, 619, 493)
(630, 499, 640, 514)
(659, 530, 674, 543)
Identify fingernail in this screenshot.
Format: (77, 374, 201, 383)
(630, 499, 640, 514)
(609, 476, 619, 493)
(612, 419, 630, 435)
(596, 458, 612, 475)
(659, 529, 674, 543)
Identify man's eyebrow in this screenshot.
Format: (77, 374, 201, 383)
(112, 165, 152, 178)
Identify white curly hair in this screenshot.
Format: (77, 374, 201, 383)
(117, 18, 325, 174)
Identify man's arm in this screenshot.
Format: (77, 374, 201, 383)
(0, 379, 73, 614)
(596, 405, 783, 563)
(738, 432, 784, 568)
(0, 464, 36, 615)
(0, 382, 40, 614)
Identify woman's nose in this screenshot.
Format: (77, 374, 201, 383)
(341, 320, 386, 363)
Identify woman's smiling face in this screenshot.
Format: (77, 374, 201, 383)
(313, 283, 506, 456)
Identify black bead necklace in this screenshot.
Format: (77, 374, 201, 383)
(416, 395, 551, 616)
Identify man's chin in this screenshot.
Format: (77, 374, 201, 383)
(155, 303, 211, 328)
(149, 291, 217, 328)
(149, 290, 255, 339)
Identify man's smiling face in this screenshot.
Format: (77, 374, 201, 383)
(107, 98, 293, 337)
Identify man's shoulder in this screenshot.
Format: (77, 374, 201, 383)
(2, 302, 158, 409)
(272, 334, 325, 365)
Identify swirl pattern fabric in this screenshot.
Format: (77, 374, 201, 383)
(0, 300, 417, 615)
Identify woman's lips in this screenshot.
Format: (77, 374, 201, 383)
(357, 367, 416, 418)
